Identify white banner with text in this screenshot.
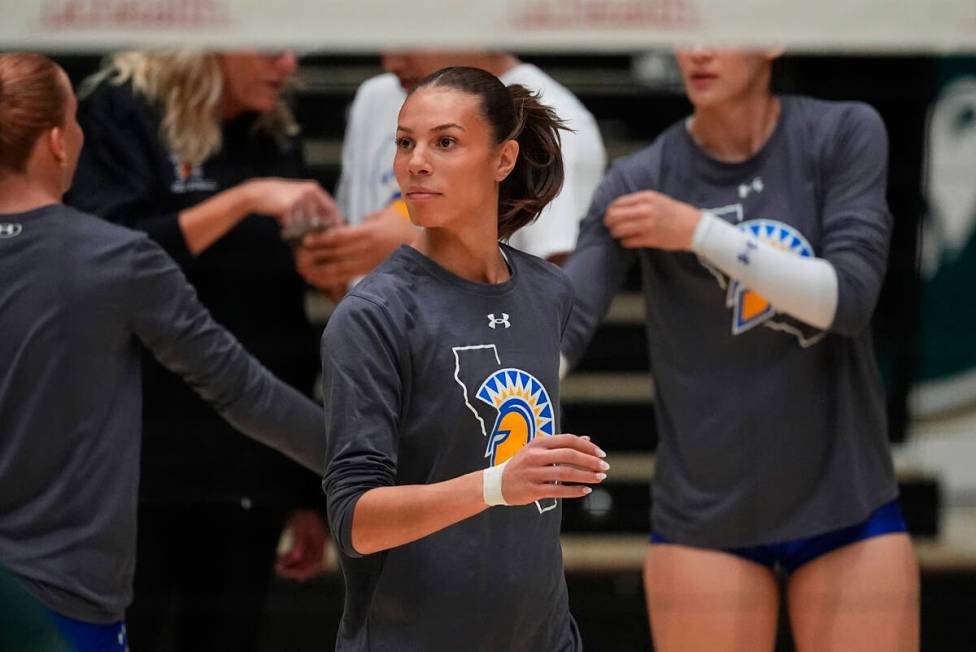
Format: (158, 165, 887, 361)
(2, 0, 975, 53)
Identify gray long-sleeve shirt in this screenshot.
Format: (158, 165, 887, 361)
(563, 95, 898, 548)
(322, 245, 581, 651)
(0, 204, 325, 623)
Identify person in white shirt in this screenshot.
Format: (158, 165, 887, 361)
(296, 51, 607, 292)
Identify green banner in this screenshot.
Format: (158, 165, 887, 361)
(915, 57, 976, 416)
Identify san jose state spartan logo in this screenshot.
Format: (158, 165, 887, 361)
(700, 208, 824, 347)
(728, 219, 813, 334)
(453, 345, 557, 513)
(477, 368, 554, 466)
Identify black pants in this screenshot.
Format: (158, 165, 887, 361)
(127, 502, 287, 652)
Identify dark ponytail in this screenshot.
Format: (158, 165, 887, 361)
(498, 84, 566, 240)
(413, 67, 567, 240)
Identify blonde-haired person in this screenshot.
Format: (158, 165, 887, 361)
(66, 50, 333, 651)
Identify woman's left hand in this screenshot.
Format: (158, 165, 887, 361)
(604, 190, 703, 251)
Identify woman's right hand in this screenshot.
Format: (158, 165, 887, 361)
(500, 434, 609, 505)
(243, 177, 339, 226)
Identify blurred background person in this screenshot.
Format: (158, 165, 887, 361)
(65, 50, 333, 651)
(296, 50, 607, 293)
(0, 52, 325, 652)
(562, 47, 919, 651)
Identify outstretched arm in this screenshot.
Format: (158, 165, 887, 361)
(128, 236, 325, 473)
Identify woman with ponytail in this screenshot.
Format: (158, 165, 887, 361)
(66, 51, 334, 650)
(321, 66, 606, 651)
(0, 53, 325, 652)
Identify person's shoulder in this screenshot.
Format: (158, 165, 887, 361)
(326, 260, 413, 347)
(78, 77, 148, 123)
(506, 64, 606, 160)
(353, 73, 404, 107)
(504, 63, 592, 118)
(56, 204, 146, 246)
(503, 64, 567, 96)
(600, 120, 682, 188)
(786, 95, 885, 139)
(38, 205, 166, 284)
(340, 247, 417, 312)
(346, 73, 404, 137)
(787, 94, 880, 120)
(507, 246, 573, 298)
(330, 288, 389, 324)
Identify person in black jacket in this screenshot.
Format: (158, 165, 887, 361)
(66, 50, 334, 651)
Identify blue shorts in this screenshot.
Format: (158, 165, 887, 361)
(42, 608, 127, 652)
(650, 500, 908, 574)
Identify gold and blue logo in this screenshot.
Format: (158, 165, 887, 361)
(726, 219, 814, 335)
(476, 368, 554, 467)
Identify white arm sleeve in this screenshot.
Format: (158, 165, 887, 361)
(691, 212, 839, 330)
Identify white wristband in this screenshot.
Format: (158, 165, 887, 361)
(483, 461, 510, 506)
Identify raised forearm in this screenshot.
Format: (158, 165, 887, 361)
(692, 211, 838, 330)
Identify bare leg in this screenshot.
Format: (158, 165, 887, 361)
(643, 543, 780, 652)
(788, 533, 919, 652)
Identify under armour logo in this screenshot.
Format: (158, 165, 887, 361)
(738, 177, 764, 199)
(737, 240, 758, 265)
(0, 223, 23, 238)
(487, 313, 511, 329)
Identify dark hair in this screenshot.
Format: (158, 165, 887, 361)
(0, 53, 69, 174)
(412, 66, 567, 240)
